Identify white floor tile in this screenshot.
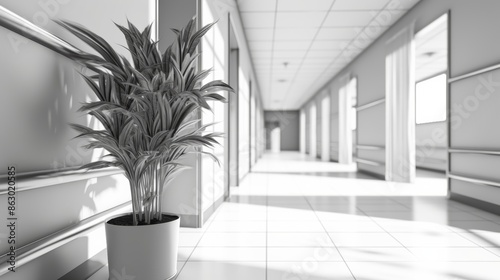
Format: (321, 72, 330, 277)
(322, 220, 385, 233)
(362, 211, 415, 221)
(328, 232, 402, 247)
(316, 211, 371, 221)
(177, 247, 195, 261)
(206, 220, 267, 232)
(267, 220, 325, 232)
(267, 262, 355, 280)
(376, 220, 453, 233)
(267, 210, 318, 221)
(197, 232, 266, 247)
(391, 232, 479, 247)
(485, 247, 500, 257)
(214, 211, 268, 221)
(347, 262, 444, 280)
(338, 247, 417, 262)
(267, 233, 335, 247)
(189, 247, 266, 262)
(409, 247, 500, 261)
(267, 247, 343, 262)
(175, 262, 266, 280)
(456, 231, 500, 247)
(178, 232, 204, 247)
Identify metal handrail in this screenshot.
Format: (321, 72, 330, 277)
(448, 63, 500, 83)
(448, 148, 500, 155)
(0, 202, 131, 276)
(355, 158, 385, 166)
(0, 168, 122, 195)
(449, 173, 500, 189)
(356, 145, 385, 150)
(0, 6, 83, 58)
(356, 98, 385, 111)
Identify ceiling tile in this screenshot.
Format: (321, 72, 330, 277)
(277, 0, 334, 11)
(316, 27, 359, 40)
(272, 50, 308, 58)
(252, 53, 272, 60)
(310, 40, 350, 50)
(240, 12, 275, 28)
(273, 41, 311, 50)
(275, 28, 317, 41)
(276, 12, 327, 28)
(324, 11, 377, 27)
(248, 41, 273, 50)
(237, 0, 276, 12)
(306, 49, 342, 58)
(245, 28, 274, 41)
(332, 0, 390, 10)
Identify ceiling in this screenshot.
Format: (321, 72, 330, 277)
(237, 0, 422, 110)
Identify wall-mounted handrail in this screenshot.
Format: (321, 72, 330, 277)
(448, 148, 500, 155)
(0, 201, 131, 276)
(356, 98, 385, 111)
(0, 6, 83, 58)
(0, 168, 122, 195)
(449, 173, 500, 189)
(355, 158, 385, 167)
(356, 145, 385, 150)
(448, 63, 500, 83)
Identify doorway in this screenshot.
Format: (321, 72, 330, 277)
(321, 95, 330, 161)
(413, 13, 448, 186)
(309, 104, 317, 158)
(414, 13, 448, 173)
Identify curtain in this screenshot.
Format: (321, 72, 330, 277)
(338, 75, 353, 164)
(385, 24, 416, 183)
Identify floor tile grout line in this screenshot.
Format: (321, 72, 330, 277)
(356, 208, 417, 256)
(301, 191, 358, 280)
(173, 194, 225, 279)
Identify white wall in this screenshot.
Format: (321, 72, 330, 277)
(0, 1, 156, 279)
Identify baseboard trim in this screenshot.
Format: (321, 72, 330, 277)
(450, 192, 500, 215)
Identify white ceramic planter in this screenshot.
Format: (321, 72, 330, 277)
(105, 214, 180, 280)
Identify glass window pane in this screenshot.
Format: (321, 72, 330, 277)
(416, 74, 447, 124)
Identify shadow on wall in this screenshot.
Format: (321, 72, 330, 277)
(0, 18, 105, 176)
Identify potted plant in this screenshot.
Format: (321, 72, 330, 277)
(60, 18, 231, 280)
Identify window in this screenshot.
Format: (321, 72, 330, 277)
(415, 74, 447, 124)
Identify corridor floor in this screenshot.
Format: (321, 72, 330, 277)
(96, 152, 500, 280)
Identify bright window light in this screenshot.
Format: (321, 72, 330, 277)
(416, 74, 447, 124)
